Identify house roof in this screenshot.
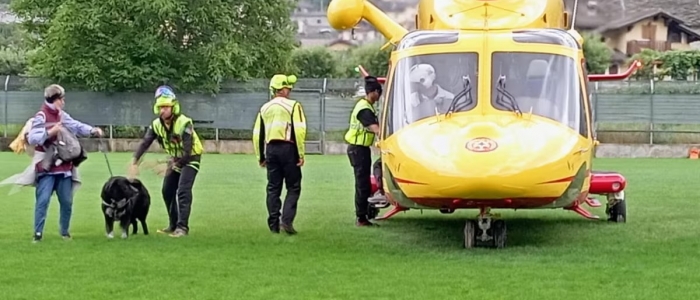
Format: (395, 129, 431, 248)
(594, 9, 683, 33)
(591, 9, 700, 41)
(564, 0, 700, 30)
(611, 50, 628, 63)
(677, 24, 700, 41)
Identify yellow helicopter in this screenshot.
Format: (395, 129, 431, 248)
(328, 0, 641, 249)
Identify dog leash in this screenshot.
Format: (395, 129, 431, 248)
(99, 138, 114, 177)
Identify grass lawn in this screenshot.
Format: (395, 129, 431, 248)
(1, 152, 699, 299)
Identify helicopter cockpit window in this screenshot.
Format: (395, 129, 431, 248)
(388, 52, 479, 133)
(491, 52, 582, 133)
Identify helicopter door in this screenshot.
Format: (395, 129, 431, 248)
(580, 58, 594, 141)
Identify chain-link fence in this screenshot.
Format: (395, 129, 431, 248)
(2, 76, 700, 146)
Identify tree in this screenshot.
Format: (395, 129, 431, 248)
(629, 49, 662, 80)
(659, 50, 697, 80)
(11, 0, 298, 93)
(0, 46, 32, 75)
(290, 46, 338, 78)
(582, 32, 612, 74)
(338, 41, 391, 77)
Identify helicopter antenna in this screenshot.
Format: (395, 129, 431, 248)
(570, 0, 579, 30)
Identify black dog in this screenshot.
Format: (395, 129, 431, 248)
(100, 176, 151, 239)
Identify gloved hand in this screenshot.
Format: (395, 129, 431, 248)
(171, 157, 182, 168)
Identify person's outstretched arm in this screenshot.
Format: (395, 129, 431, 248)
(61, 112, 98, 137)
(132, 126, 157, 165)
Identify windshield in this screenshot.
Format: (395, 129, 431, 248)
(386, 52, 479, 134)
(491, 52, 583, 133)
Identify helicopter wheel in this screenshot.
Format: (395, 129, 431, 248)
(605, 191, 626, 223)
(463, 220, 477, 248)
(491, 220, 507, 249)
(606, 198, 626, 223)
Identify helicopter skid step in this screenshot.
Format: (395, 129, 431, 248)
(584, 197, 601, 207)
(565, 202, 600, 220)
(373, 205, 409, 221)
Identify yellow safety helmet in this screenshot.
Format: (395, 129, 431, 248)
(153, 85, 180, 115)
(269, 74, 297, 97)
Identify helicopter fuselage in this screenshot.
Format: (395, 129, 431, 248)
(328, 0, 632, 248)
(378, 29, 593, 212)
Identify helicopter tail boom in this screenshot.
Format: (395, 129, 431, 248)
(327, 0, 408, 44)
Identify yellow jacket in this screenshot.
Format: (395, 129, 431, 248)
(252, 97, 307, 162)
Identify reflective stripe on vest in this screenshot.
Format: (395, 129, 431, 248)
(344, 99, 375, 146)
(259, 97, 301, 143)
(151, 115, 203, 157)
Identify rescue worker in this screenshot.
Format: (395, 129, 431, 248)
(253, 74, 307, 235)
(345, 76, 382, 226)
(128, 85, 204, 238)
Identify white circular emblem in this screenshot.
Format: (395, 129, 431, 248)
(465, 138, 498, 152)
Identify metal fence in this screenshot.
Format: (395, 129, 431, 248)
(3, 76, 700, 146)
(591, 80, 700, 144)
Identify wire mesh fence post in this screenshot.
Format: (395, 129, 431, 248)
(2, 75, 8, 138)
(3, 75, 9, 138)
(320, 78, 328, 154)
(593, 81, 599, 139)
(649, 79, 655, 145)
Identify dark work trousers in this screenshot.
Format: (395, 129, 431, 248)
(373, 158, 383, 195)
(265, 141, 302, 231)
(162, 160, 200, 232)
(347, 144, 372, 219)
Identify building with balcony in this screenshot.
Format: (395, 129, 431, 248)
(565, 0, 700, 74)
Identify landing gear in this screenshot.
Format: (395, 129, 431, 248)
(367, 206, 379, 220)
(605, 191, 626, 223)
(367, 194, 391, 221)
(463, 208, 507, 249)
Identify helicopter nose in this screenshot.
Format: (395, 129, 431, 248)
(390, 117, 583, 199)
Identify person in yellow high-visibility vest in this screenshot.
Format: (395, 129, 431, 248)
(128, 85, 204, 238)
(344, 76, 382, 226)
(252, 74, 307, 234)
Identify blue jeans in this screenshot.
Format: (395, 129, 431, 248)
(34, 174, 73, 236)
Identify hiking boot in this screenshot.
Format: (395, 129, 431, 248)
(32, 232, 42, 243)
(169, 228, 188, 238)
(268, 217, 281, 234)
(62, 234, 72, 241)
(157, 227, 175, 234)
(356, 218, 378, 227)
(281, 223, 297, 235)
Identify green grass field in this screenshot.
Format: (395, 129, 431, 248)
(1, 152, 699, 299)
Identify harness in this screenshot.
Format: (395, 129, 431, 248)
(103, 198, 131, 219)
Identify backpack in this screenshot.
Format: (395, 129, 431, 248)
(38, 126, 87, 171)
(54, 126, 83, 162)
